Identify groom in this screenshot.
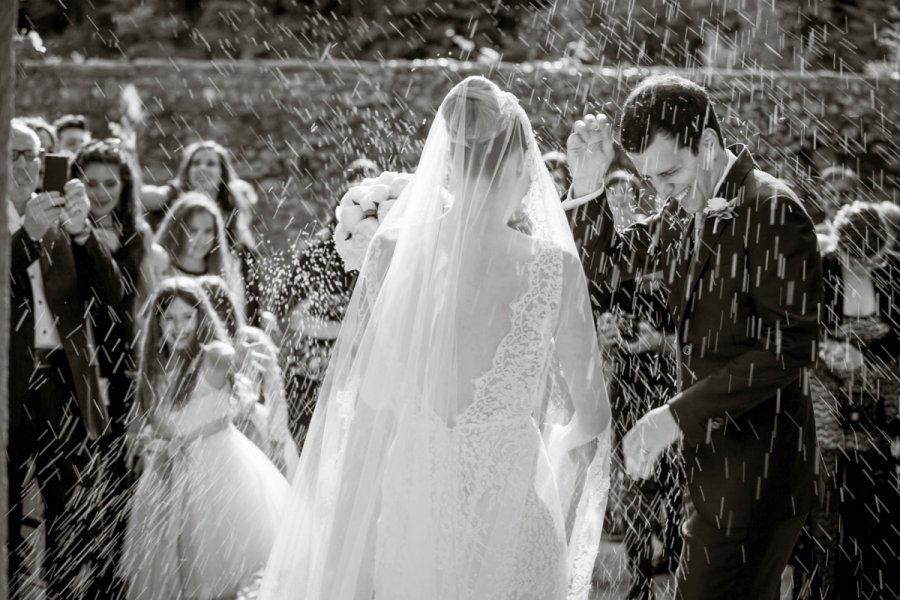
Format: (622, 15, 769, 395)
(567, 75, 822, 599)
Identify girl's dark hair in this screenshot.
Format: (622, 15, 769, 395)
(173, 141, 255, 249)
(137, 277, 230, 414)
(619, 74, 724, 155)
(72, 139, 149, 293)
(155, 192, 234, 279)
(197, 275, 246, 339)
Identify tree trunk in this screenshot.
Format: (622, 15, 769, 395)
(0, 1, 17, 597)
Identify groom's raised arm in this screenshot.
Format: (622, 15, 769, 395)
(667, 192, 822, 445)
(575, 188, 669, 287)
(567, 114, 664, 286)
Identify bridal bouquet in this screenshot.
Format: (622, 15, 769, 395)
(333, 171, 413, 271)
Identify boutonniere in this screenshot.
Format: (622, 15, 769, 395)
(704, 196, 738, 233)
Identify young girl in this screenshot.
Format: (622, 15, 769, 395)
(199, 275, 299, 478)
(149, 193, 246, 308)
(121, 277, 288, 599)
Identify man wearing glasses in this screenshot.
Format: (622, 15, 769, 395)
(6, 120, 123, 598)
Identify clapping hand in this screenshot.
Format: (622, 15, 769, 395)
(236, 336, 276, 376)
(567, 113, 615, 197)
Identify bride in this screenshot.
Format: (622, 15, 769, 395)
(258, 76, 611, 600)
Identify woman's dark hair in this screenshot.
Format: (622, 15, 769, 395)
(832, 201, 890, 263)
(72, 139, 148, 293)
(173, 141, 255, 249)
(198, 275, 245, 339)
(137, 277, 230, 414)
(619, 74, 724, 155)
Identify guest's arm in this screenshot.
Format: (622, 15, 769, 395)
(72, 229, 125, 306)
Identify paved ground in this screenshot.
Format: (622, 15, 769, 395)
(20, 484, 792, 600)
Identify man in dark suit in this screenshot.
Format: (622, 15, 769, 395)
(567, 75, 822, 599)
(7, 120, 123, 598)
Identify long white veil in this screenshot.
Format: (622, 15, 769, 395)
(259, 76, 610, 600)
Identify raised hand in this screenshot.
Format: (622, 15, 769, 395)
(566, 113, 615, 197)
(24, 191, 65, 241)
(60, 179, 91, 237)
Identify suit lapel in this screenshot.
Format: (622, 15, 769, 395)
(676, 146, 757, 330)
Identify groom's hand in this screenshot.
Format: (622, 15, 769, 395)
(623, 405, 681, 480)
(567, 113, 615, 197)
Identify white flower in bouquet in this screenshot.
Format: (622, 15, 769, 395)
(333, 171, 413, 271)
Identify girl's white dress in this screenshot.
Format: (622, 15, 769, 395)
(121, 374, 289, 599)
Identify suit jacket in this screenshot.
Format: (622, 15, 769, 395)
(9, 224, 124, 439)
(585, 145, 823, 528)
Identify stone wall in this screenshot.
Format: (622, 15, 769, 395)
(14, 59, 900, 252)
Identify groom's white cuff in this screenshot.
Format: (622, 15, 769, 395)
(561, 185, 605, 211)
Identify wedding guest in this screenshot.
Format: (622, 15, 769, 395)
(20, 116, 57, 153)
(7, 120, 123, 598)
(52, 113, 91, 156)
(542, 150, 571, 197)
(276, 158, 376, 448)
(121, 277, 289, 599)
(880, 201, 900, 248)
(141, 141, 263, 324)
(343, 156, 379, 182)
(71, 138, 154, 594)
(199, 275, 299, 477)
(150, 192, 247, 310)
(19, 116, 58, 194)
(801, 201, 900, 599)
(813, 165, 859, 233)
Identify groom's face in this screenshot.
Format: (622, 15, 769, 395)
(627, 132, 712, 215)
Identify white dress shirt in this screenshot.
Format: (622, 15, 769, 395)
(7, 202, 63, 350)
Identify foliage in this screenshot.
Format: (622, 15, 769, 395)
(16, 0, 900, 70)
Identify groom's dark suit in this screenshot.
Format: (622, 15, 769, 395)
(584, 146, 822, 599)
(7, 221, 123, 598)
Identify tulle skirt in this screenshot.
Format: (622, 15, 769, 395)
(121, 424, 289, 599)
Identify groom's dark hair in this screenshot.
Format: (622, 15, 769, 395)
(618, 74, 723, 155)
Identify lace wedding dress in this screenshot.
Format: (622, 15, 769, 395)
(258, 76, 610, 600)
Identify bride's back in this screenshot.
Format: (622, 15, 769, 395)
(453, 229, 549, 414)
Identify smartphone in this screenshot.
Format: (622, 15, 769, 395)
(42, 154, 70, 194)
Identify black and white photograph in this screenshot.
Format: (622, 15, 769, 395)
(1, 1, 899, 598)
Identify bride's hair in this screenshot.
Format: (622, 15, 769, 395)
(441, 76, 527, 178)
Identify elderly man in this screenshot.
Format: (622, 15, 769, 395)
(6, 120, 123, 598)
